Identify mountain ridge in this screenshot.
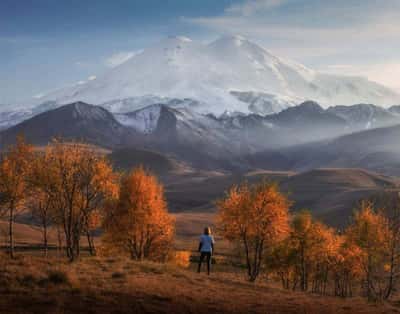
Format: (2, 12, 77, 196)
(2, 100, 400, 174)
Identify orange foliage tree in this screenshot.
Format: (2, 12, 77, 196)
(27, 151, 59, 257)
(103, 167, 174, 261)
(40, 140, 118, 261)
(345, 201, 391, 300)
(266, 236, 297, 289)
(75, 151, 118, 255)
(307, 221, 340, 294)
(0, 137, 33, 258)
(371, 192, 400, 299)
(289, 211, 340, 292)
(217, 181, 290, 281)
(267, 211, 340, 293)
(331, 240, 364, 297)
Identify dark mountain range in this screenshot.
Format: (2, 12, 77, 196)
(249, 123, 400, 176)
(389, 105, 400, 115)
(0, 102, 136, 148)
(2, 100, 400, 175)
(327, 103, 400, 130)
(2, 100, 400, 228)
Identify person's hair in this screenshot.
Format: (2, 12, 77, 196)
(204, 227, 211, 235)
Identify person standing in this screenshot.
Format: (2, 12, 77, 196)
(197, 227, 215, 275)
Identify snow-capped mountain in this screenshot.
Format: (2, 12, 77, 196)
(229, 91, 300, 115)
(100, 96, 205, 114)
(32, 35, 400, 116)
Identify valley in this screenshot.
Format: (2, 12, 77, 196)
(2, 97, 400, 243)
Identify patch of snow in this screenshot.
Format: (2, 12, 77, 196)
(115, 104, 162, 133)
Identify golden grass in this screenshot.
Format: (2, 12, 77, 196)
(0, 255, 398, 314)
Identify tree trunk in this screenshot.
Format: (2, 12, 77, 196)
(42, 215, 48, 258)
(367, 254, 372, 300)
(300, 244, 306, 291)
(65, 234, 74, 261)
(72, 232, 80, 261)
(8, 205, 15, 259)
(87, 231, 96, 256)
(384, 238, 397, 300)
(57, 226, 62, 258)
(43, 224, 48, 257)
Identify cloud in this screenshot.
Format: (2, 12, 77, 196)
(321, 63, 400, 92)
(32, 93, 45, 99)
(187, 0, 400, 45)
(104, 50, 143, 68)
(225, 0, 287, 16)
(184, 0, 400, 89)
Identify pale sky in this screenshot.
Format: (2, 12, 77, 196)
(1, 0, 399, 104)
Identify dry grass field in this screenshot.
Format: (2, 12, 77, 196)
(0, 255, 399, 314)
(1, 165, 400, 313)
(2, 213, 400, 314)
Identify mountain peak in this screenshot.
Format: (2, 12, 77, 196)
(62, 101, 113, 121)
(209, 34, 258, 50)
(69, 101, 91, 109)
(297, 101, 324, 112)
(216, 34, 248, 45)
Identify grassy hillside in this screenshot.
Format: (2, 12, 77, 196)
(280, 168, 399, 227)
(165, 168, 399, 227)
(0, 255, 397, 314)
(109, 147, 193, 177)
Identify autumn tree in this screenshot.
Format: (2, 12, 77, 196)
(266, 237, 297, 289)
(345, 201, 391, 300)
(266, 211, 340, 293)
(27, 190, 54, 257)
(0, 137, 33, 258)
(308, 221, 340, 295)
(26, 152, 58, 257)
(76, 152, 118, 255)
(217, 181, 290, 281)
(103, 167, 174, 261)
(42, 140, 117, 261)
(289, 211, 315, 291)
(369, 192, 400, 299)
(331, 240, 364, 297)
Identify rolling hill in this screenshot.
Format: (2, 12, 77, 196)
(164, 168, 399, 228)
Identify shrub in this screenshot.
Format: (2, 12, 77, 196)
(170, 251, 191, 268)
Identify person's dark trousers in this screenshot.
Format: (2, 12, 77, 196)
(198, 252, 212, 275)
